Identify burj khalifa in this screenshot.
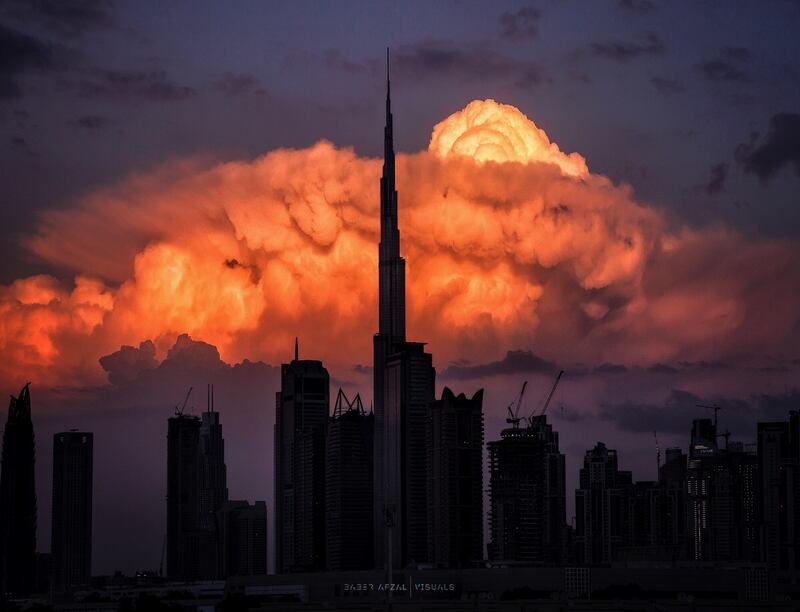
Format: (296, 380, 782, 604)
(373, 50, 435, 571)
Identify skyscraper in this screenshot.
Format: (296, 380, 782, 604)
(0, 383, 37, 597)
(166, 412, 201, 580)
(217, 500, 267, 577)
(275, 340, 329, 573)
(758, 412, 800, 571)
(373, 50, 436, 571)
(199, 385, 228, 577)
(427, 388, 484, 568)
(325, 390, 373, 571)
(574, 442, 633, 565)
(51, 431, 93, 593)
(199, 385, 227, 532)
(488, 414, 566, 565)
(687, 418, 758, 562)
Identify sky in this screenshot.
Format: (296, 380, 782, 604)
(1, 0, 800, 575)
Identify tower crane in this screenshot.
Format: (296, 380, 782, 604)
(506, 381, 528, 429)
(696, 403, 722, 429)
(532, 370, 565, 419)
(175, 386, 193, 416)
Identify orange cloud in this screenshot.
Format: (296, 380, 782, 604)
(2, 100, 799, 391)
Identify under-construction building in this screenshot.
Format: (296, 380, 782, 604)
(488, 413, 566, 565)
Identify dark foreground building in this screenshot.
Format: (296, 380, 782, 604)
(687, 418, 758, 562)
(758, 411, 800, 571)
(166, 412, 202, 580)
(427, 387, 484, 568)
(275, 340, 329, 573)
(0, 383, 37, 597)
(217, 500, 267, 577)
(325, 390, 374, 570)
(51, 431, 93, 593)
(488, 413, 566, 565)
(574, 442, 633, 565)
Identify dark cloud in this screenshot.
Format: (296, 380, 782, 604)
(704, 162, 728, 195)
(648, 363, 679, 374)
(617, 0, 657, 12)
(498, 6, 541, 40)
(1, 0, 116, 37)
(61, 67, 197, 101)
(99, 340, 158, 385)
(394, 40, 546, 88)
(736, 113, 800, 181)
(721, 45, 754, 63)
(594, 363, 628, 374)
(212, 72, 265, 96)
(0, 24, 52, 97)
(69, 113, 113, 129)
(590, 32, 665, 63)
(676, 360, 732, 371)
(650, 76, 685, 95)
(599, 388, 800, 437)
(9, 134, 36, 156)
(695, 59, 749, 83)
(441, 350, 559, 380)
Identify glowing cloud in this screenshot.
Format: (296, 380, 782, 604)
(1, 100, 798, 391)
(428, 99, 588, 176)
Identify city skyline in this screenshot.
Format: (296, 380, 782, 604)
(1, 0, 799, 580)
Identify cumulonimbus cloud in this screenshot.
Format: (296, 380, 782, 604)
(2, 99, 799, 392)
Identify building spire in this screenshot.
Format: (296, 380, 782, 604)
(377, 46, 405, 342)
(386, 47, 390, 109)
(294, 336, 299, 361)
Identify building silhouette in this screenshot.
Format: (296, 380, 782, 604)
(427, 387, 484, 568)
(687, 418, 758, 562)
(51, 431, 93, 593)
(0, 383, 37, 597)
(488, 414, 566, 565)
(656, 448, 688, 553)
(574, 442, 633, 565)
(325, 390, 373, 571)
(758, 411, 800, 571)
(217, 500, 267, 577)
(373, 50, 436, 572)
(166, 387, 228, 581)
(166, 412, 202, 580)
(199, 385, 228, 577)
(275, 340, 329, 573)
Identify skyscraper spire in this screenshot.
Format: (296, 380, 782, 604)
(294, 337, 299, 361)
(378, 47, 405, 342)
(386, 47, 391, 120)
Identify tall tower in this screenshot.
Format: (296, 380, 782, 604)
(428, 388, 484, 568)
(0, 383, 37, 597)
(325, 390, 374, 570)
(574, 442, 633, 565)
(274, 341, 329, 573)
(373, 50, 436, 570)
(51, 431, 93, 593)
(166, 412, 201, 580)
(199, 384, 227, 578)
(378, 48, 406, 344)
